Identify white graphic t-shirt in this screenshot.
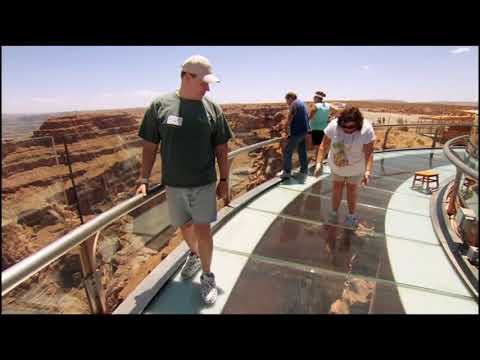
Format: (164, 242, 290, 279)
(324, 119, 375, 177)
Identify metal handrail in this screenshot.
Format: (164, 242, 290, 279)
(1, 138, 283, 297)
(228, 137, 282, 160)
(443, 135, 478, 180)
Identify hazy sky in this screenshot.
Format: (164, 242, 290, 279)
(2, 46, 478, 114)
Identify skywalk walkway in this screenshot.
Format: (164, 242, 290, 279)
(116, 148, 478, 314)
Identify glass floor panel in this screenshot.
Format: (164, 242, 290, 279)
(305, 179, 395, 208)
(222, 257, 376, 314)
(252, 216, 387, 280)
(279, 192, 388, 234)
(221, 256, 477, 314)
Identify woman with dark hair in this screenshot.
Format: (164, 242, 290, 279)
(313, 105, 375, 227)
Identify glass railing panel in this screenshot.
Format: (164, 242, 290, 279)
(2, 175, 171, 314)
(462, 146, 479, 174)
(2, 126, 168, 313)
(2, 136, 73, 271)
(94, 193, 175, 313)
(1, 247, 89, 314)
(440, 125, 472, 146)
(376, 125, 436, 150)
(228, 151, 253, 201)
(306, 138, 317, 166)
(468, 115, 478, 157)
(459, 173, 479, 222)
(63, 127, 162, 224)
(226, 141, 284, 205)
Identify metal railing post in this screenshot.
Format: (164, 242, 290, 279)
(447, 167, 463, 216)
(382, 127, 393, 151)
(63, 135, 84, 224)
(79, 232, 107, 314)
(49, 136, 69, 208)
(227, 157, 234, 203)
(63, 135, 106, 313)
(432, 126, 440, 149)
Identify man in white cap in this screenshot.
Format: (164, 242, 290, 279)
(136, 55, 234, 305)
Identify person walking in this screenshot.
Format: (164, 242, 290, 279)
(136, 55, 234, 305)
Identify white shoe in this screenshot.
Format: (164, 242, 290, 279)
(181, 252, 201, 279)
(200, 272, 218, 305)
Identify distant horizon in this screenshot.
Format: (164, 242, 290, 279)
(2, 97, 478, 116)
(3, 46, 478, 114)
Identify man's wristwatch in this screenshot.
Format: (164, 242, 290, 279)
(139, 178, 150, 185)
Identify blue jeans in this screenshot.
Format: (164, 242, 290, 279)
(283, 133, 308, 174)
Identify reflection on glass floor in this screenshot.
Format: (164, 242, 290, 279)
(144, 149, 477, 314)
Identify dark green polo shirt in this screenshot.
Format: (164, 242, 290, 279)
(138, 92, 234, 187)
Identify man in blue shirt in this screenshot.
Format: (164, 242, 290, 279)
(282, 91, 309, 180)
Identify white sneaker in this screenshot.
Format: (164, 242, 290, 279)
(181, 252, 201, 279)
(328, 210, 338, 224)
(200, 272, 218, 305)
(344, 214, 359, 228)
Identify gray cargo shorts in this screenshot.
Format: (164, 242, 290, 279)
(165, 182, 217, 226)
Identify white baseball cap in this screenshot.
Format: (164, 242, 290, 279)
(181, 55, 220, 83)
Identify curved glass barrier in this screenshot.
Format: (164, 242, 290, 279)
(228, 141, 283, 202)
